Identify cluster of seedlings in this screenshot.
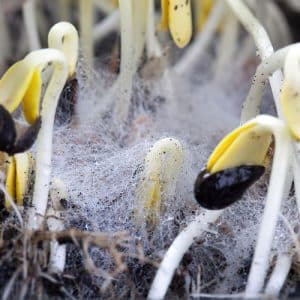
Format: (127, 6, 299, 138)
(1, 0, 300, 299)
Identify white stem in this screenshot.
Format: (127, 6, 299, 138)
(245, 119, 292, 297)
(22, 0, 41, 51)
(79, 0, 93, 67)
(264, 253, 292, 297)
(132, 0, 149, 68)
(225, 0, 283, 118)
(147, 210, 222, 300)
(114, 0, 148, 122)
(146, 0, 162, 58)
(93, 10, 120, 43)
(26, 49, 68, 230)
(173, 0, 225, 75)
(241, 44, 300, 123)
(114, 0, 134, 122)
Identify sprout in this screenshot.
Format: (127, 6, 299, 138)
(47, 178, 68, 274)
(148, 115, 293, 299)
(5, 152, 33, 208)
(159, 0, 192, 48)
(22, 49, 68, 230)
(136, 137, 183, 225)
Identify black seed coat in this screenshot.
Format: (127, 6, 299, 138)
(194, 165, 265, 210)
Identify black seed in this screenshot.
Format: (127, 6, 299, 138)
(194, 165, 265, 210)
(12, 117, 41, 155)
(0, 105, 16, 154)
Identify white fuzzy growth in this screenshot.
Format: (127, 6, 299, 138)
(245, 115, 293, 296)
(48, 22, 79, 77)
(25, 49, 68, 230)
(148, 210, 222, 300)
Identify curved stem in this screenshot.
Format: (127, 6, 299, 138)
(48, 22, 79, 78)
(241, 43, 300, 123)
(25, 49, 68, 230)
(225, 0, 283, 119)
(245, 120, 292, 296)
(147, 210, 222, 300)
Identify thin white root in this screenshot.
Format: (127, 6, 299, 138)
(22, 0, 41, 51)
(147, 210, 222, 300)
(264, 253, 292, 297)
(174, 0, 225, 75)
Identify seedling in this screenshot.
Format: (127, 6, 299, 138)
(148, 115, 292, 299)
(136, 137, 183, 225)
